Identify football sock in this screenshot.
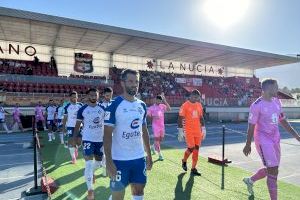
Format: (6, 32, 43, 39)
(267, 174, 278, 200)
(85, 160, 94, 190)
(192, 149, 199, 169)
(251, 168, 267, 183)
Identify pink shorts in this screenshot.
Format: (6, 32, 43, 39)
(36, 115, 45, 122)
(255, 140, 281, 167)
(13, 117, 21, 123)
(152, 126, 165, 138)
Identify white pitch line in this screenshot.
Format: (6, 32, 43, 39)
(0, 149, 25, 153)
(0, 162, 33, 167)
(232, 159, 263, 165)
(279, 173, 300, 180)
(0, 137, 32, 140)
(165, 133, 177, 138)
(0, 174, 35, 180)
(0, 135, 32, 138)
(232, 153, 300, 165)
(0, 152, 33, 157)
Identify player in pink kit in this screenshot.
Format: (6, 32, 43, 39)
(147, 94, 171, 161)
(35, 101, 47, 131)
(12, 103, 24, 132)
(243, 79, 300, 199)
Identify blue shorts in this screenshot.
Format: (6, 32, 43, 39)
(110, 157, 147, 191)
(0, 119, 4, 123)
(66, 127, 82, 138)
(47, 120, 54, 127)
(57, 119, 63, 128)
(82, 141, 103, 157)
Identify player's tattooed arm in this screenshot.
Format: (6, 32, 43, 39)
(104, 125, 117, 179)
(72, 120, 82, 146)
(142, 124, 153, 170)
(62, 115, 68, 133)
(73, 120, 81, 138)
(200, 116, 205, 127)
(178, 116, 184, 128)
(54, 112, 58, 123)
(161, 93, 171, 111)
(280, 119, 300, 142)
(243, 123, 255, 156)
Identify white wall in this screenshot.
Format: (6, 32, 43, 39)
(0, 40, 255, 78)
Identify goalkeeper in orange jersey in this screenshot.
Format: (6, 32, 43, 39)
(177, 89, 206, 176)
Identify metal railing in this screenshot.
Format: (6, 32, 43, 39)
(0, 74, 114, 86)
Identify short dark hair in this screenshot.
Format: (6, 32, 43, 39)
(104, 87, 113, 93)
(261, 78, 277, 90)
(120, 69, 139, 81)
(69, 91, 77, 96)
(156, 95, 163, 100)
(86, 88, 99, 94)
(191, 89, 201, 96)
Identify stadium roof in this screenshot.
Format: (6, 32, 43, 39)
(0, 6, 299, 69)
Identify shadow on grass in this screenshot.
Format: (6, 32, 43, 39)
(174, 172, 194, 200)
(50, 165, 110, 199)
(39, 132, 79, 174)
(53, 181, 110, 200)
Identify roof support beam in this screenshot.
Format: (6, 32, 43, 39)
(75, 29, 89, 49)
(52, 24, 62, 48)
(29, 20, 32, 44)
(228, 57, 271, 68)
(193, 52, 232, 64)
(92, 33, 112, 51)
(110, 36, 134, 53)
(156, 45, 189, 59)
(0, 20, 7, 40)
(220, 57, 256, 67)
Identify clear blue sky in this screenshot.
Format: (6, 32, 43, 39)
(1, 0, 299, 88)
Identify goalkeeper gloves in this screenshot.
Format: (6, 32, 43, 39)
(202, 127, 206, 140)
(177, 128, 185, 142)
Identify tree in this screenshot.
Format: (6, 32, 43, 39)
(281, 86, 290, 94)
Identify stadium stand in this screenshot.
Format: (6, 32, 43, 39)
(109, 66, 262, 106)
(0, 58, 113, 106)
(0, 58, 58, 76)
(0, 61, 264, 107)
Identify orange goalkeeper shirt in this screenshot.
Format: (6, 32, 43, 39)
(179, 100, 203, 136)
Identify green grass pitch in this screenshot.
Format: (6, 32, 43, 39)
(39, 132, 300, 200)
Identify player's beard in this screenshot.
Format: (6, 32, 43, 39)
(104, 97, 110, 102)
(272, 91, 278, 97)
(89, 99, 97, 104)
(125, 86, 138, 96)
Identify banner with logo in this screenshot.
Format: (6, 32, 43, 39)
(74, 53, 93, 73)
(175, 77, 202, 87)
(175, 78, 186, 84)
(192, 78, 202, 86)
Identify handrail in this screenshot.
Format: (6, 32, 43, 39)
(0, 74, 114, 85)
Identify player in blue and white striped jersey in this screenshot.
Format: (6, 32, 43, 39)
(45, 99, 57, 142)
(73, 88, 105, 200)
(100, 87, 113, 108)
(104, 69, 153, 200)
(62, 91, 83, 164)
(54, 99, 65, 145)
(98, 86, 113, 177)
